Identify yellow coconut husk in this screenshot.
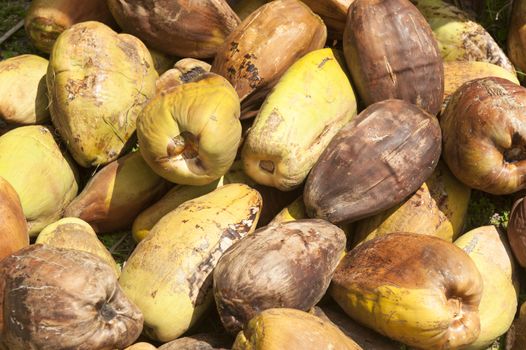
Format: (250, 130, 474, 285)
(47, 21, 158, 167)
(137, 73, 241, 185)
(352, 162, 470, 246)
(331, 233, 484, 349)
(63, 151, 169, 234)
(0, 125, 78, 236)
(0, 176, 29, 261)
(454, 226, 519, 349)
(232, 308, 361, 349)
(0, 55, 49, 125)
(36, 217, 120, 276)
(131, 161, 297, 242)
(242, 48, 357, 191)
(412, 0, 515, 73)
(119, 184, 262, 342)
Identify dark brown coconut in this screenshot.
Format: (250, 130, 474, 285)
(507, 196, 526, 267)
(441, 77, 526, 195)
(211, 0, 327, 117)
(343, 0, 444, 115)
(304, 99, 442, 225)
(107, 0, 240, 58)
(158, 333, 232, 350)
(507, 301, 526, 350)
(213, 219, 346, 334)
(0, 244, 143, 350)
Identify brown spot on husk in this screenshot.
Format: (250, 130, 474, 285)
(187, 206, 260, 306)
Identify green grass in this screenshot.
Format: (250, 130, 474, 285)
(444, 0, 513, 54)
(0, 0, 39, 59)
(480, 0, 514, 48)
(465, 191, 514, 231)
(98, 231, 137, 267)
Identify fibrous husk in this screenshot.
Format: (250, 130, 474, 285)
(213, 219, 346, 334)
(0, 126, 78, 236)
(231, 308, 361, 349)
(412, 0, 515, 73)
(442, 61, 520, 113)
(454, 226, 518, 349)
(131, 161, 298, 241)
(137, 73, 241, 185)
(63, 151, 169, 233)
(352, 161, 471, 245)
(0, 55, 49, 125)
(24, 0, 116, 53)
(310, 305, 401, 350)
(158, 333, 232, 350)
(344, 0, 444, 115)
(441, 77, 526, 194)
(330, 233, 483, 349)
(242, 48, 357, 191)
(509, 0, 526, 79)
(119, 184, 262, 342)
(0, 244, 143, 350)
(304, 99, 442, 224)
(107, 0, 240, 58)
(0, 177, 28, 262)
(47, 21, 158, 168)
(35, 217, 120, 276)
(211, 0, 327, 117)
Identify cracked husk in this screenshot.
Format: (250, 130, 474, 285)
(47, 21, 158, 168)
